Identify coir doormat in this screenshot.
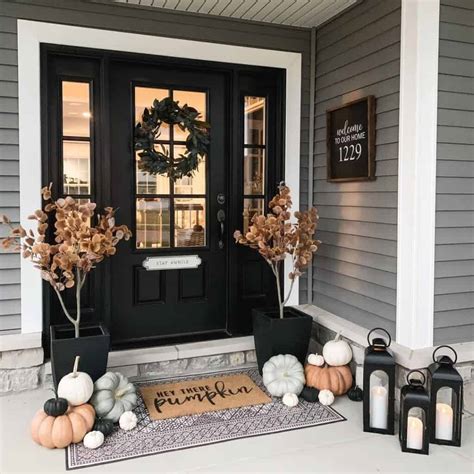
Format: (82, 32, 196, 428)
(66, 368, 346, 470)
(140, 372, 271, 420)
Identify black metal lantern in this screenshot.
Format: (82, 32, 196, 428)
(363, 328, 395, 434)
(399, 370, 430, 455)
(428, 345, 463, 447)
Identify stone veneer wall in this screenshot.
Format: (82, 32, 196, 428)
(0, 349, 257, 393)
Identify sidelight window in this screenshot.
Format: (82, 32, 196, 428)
(61, 81, 92, 198)
(134, 86, 207, 249)
(243, 96, 266, 230)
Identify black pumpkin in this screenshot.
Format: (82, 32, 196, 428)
(93, 418, 115, 436)
(347, 385, 363, 402)
(43, 396, 69, 416)
(300, 386, 319, 403)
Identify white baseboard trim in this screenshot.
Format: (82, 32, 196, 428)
(297, 304, 474, 369)
(0, 332, 42, 352)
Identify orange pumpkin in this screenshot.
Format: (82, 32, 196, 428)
(31, 403, 95, 449)
(304, 364, 353, 396)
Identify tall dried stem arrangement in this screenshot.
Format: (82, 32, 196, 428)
(1, 184, 131, 337)
(234, 184, 320, 319)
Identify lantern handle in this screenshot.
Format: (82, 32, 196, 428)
(432, 345, 458, 364)
(407, 369, 426, 386)
(367, 327, 391, 347)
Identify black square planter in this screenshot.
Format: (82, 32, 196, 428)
(50, 323, 110, 389)
(252, 307, 313, 374)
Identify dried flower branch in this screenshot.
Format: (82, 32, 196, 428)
(234, 184, 320, 319)
(1, 184, 132, 337)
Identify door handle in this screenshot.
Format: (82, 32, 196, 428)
(217, 209, 225, 249)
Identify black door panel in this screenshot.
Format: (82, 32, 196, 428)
(42, 46, 285, 349)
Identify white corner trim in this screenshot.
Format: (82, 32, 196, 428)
(16, 19, 302, 334)
(396, 0, 440, 349)
(299, 305, 474, 369)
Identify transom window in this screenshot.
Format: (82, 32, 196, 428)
(134, 86, 207, 249)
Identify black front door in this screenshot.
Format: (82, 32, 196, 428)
(109, 61, 228, 344)
(42, 47, 284, 349)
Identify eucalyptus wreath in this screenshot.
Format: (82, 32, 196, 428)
(134, 96, 210, 180)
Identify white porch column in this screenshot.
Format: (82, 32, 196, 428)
(396, 0, 440, 349)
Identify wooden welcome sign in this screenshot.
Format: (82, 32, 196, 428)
(140, 373, 271, 420)
(326, 96, 376, 182)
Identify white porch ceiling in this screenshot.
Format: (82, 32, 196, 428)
(113, 0, 358, 28)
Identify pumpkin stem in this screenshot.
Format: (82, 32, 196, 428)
(72, 355, 80, 377)
(335, 331, 342, 341)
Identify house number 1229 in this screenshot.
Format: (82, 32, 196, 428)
(338, 143, 362, 162)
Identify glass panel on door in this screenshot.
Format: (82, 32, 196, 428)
(60, 80, 93, 201)
(242, 96, 266, 229)
(134, 87, 208, 249)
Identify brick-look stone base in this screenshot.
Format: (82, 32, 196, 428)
(0, 348, 45, 393)
(0, 348, 257, 394)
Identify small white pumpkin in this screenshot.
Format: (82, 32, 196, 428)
(282, 392, 299, 408)
(83, 430, 104, 449)
(307, 353, 325, 367)
(318, 389, 335, 406)
(119, 411, 138, 431)
(262, 354, 305, 397)
(58, 356, 94, 406)
(322, 332, 352, 366)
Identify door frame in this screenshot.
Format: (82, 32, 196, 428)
(17, 19, 302, 336)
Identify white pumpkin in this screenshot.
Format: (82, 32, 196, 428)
(90, 372, 138, 422)
(318, 389, 335, 406)
(307, 353, 325, 367)
(262, 354, 305, 397)
(282, 392, 299, 408)
(58, 356, 94, 406)
(83, 431, 104, 449)
(119, 411, 138, 431)
(322, 332, 352, 366)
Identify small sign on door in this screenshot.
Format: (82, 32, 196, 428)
(143, 255, 202, 271)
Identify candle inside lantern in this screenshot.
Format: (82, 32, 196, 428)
(407, 416, 424, 450)
(370, 385, 388, 429)
(436, 403, 454, 441)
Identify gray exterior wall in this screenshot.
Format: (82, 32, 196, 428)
(311, 0, 401, 337)
(434, 0, 474, 344)
(0, 0, 311, 333)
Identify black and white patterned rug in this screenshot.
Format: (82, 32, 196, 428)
(66, 367, 346, 470)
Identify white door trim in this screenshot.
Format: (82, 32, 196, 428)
(396, 0, 440, 349)
(17, 19, 302, 334)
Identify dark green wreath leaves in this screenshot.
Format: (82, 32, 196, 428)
(134, 96, 210, 181)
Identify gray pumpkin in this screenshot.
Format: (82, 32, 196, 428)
(90, 372, 138, 422)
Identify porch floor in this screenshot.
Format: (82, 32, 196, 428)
(1, 384, 473, 473)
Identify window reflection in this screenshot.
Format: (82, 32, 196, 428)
(243, 198, 264, 231)
(62, 82, 90, 137)
(243, 148, 264, 195)
(136, 151, 170, 195)
(173, 90, 206, 142)
(175, 198, 206, 247)
(136, 198, 170, 249)
(243, 96, 266, 230)
(134, 87, 208, 249)
(63, 141, 90, 195)
(174, 146, 206, 195)
(244, 96, 265, 146)
(135, 87, 170, 140)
